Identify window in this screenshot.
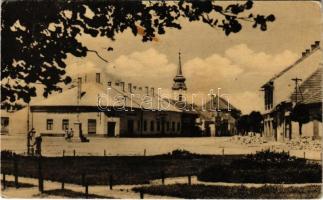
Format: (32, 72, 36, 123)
(108, 81, 112, 86)
(47, 119, 53, 130)
(157, 121, 161, 132)
(150, 121, 155, 132)
(137, 120, 141, 131)
(62, 119, 69, 130)
(96, 73, 101, 83)
(177, 122, 181, 131)
(166, 121, 170, 131)
(143, 120, 147, 131)
(172, 122, 175, 132)
(88, 119, 97, 134)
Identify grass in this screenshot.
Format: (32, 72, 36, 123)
(133, 184, 322, 199)
(198, 150, 322, 183)
(1, 150, 240, 186)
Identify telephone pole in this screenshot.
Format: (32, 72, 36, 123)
(291, 78, 303, 104)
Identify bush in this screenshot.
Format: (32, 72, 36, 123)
(198, 150, 322, 183)
(1, 150, 16, 159)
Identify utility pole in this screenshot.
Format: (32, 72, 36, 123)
(291, 78, 302, 104)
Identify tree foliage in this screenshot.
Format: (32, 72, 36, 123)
(291, 104, 310, 136)
(237, 111, 263, 135)
(1, 0, 275, 109)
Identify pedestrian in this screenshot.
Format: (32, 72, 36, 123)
(69, 128, 74, 138)
(27, 128, 35, 155)
(65, 128, 69, 140)
(34, 131, 42, 156)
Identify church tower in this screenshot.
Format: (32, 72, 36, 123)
(172, 51, 187, 101)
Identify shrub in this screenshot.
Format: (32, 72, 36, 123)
(198, 150, 322, 183)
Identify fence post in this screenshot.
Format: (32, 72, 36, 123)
(303, 151, 306, 159)
(61, 181, 65, 190)
(188, 175, 191, 185)
(140, 191, 144, 199)
(2, 173, 6, 189)
(38, 156, 44, 193)
(73, 150, 76, 157)
(104, 149, 106, 156)
(161, 171, 165, 185)
(109, 175, 113, 190)
(13, 155, 19, 188)
(222, 148, 224, 155)
(62, 150, 65, 157)
(85, 183, 88, 199)
(144, 149, 146, 156)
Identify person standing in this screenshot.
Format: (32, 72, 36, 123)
(34, 131, 42, 156)
(27, 128, 35, 155)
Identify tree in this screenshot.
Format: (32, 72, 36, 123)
(1, 0, 275, 109)
(248, 111, 263, 136)
(236, 115, 250, 136)
(291, 104, 310, 137)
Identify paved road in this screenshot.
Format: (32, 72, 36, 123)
(1, 134, 321, 160)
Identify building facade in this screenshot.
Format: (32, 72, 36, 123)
(261, 41, 321, 141)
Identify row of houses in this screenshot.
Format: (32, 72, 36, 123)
(261, 41, 322, 141)
(1, 52, 227, 137)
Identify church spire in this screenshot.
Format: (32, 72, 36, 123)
(172, 50, 187, 92)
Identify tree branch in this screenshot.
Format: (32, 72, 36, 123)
(87, 49, 109, 63)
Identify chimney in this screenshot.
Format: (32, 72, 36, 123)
(128, 83, 132, 93)
(302, 52, 306, 57)
(305, 49, 310, 54)
(150, 87, 155, 96)
(120, 81, 125, 91)
(145, 86, 149, 95)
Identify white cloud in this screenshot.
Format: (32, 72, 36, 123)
(111, 48, 176, 89)
(63, 45, 298, 114)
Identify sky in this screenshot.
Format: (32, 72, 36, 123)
(64, 1, 321, 114)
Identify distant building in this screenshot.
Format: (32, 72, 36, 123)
(28, 73, 187, 137)
(261, 41, 321, 141)
(199, 95, 241, 136)
(166, 51, 200, 136)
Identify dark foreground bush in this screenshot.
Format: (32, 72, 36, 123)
(198, 150, 322, 183)
(133, 184, 321, 199)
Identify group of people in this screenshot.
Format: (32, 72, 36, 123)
(27, 128, 42, 156)
(65, 128, 74, 140)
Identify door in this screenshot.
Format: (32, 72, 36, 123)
(127, 119, 134, 135)
(107, 122, 116, 137)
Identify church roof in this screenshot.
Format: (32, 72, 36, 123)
(172, 51, 187, 91)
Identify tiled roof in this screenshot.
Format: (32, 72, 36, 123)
(290, 67, 322, 104)
(261, 43, 320, 88)
(30, 82, 182, 112)
(204, 95, 240, 112)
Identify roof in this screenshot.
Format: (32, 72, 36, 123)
(163, 98, 199, 114)
(290, 67, 322, 104)
(204, 95, 240, 112)
(261, 43, 320, 88)
(30, 82, 182, 112)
